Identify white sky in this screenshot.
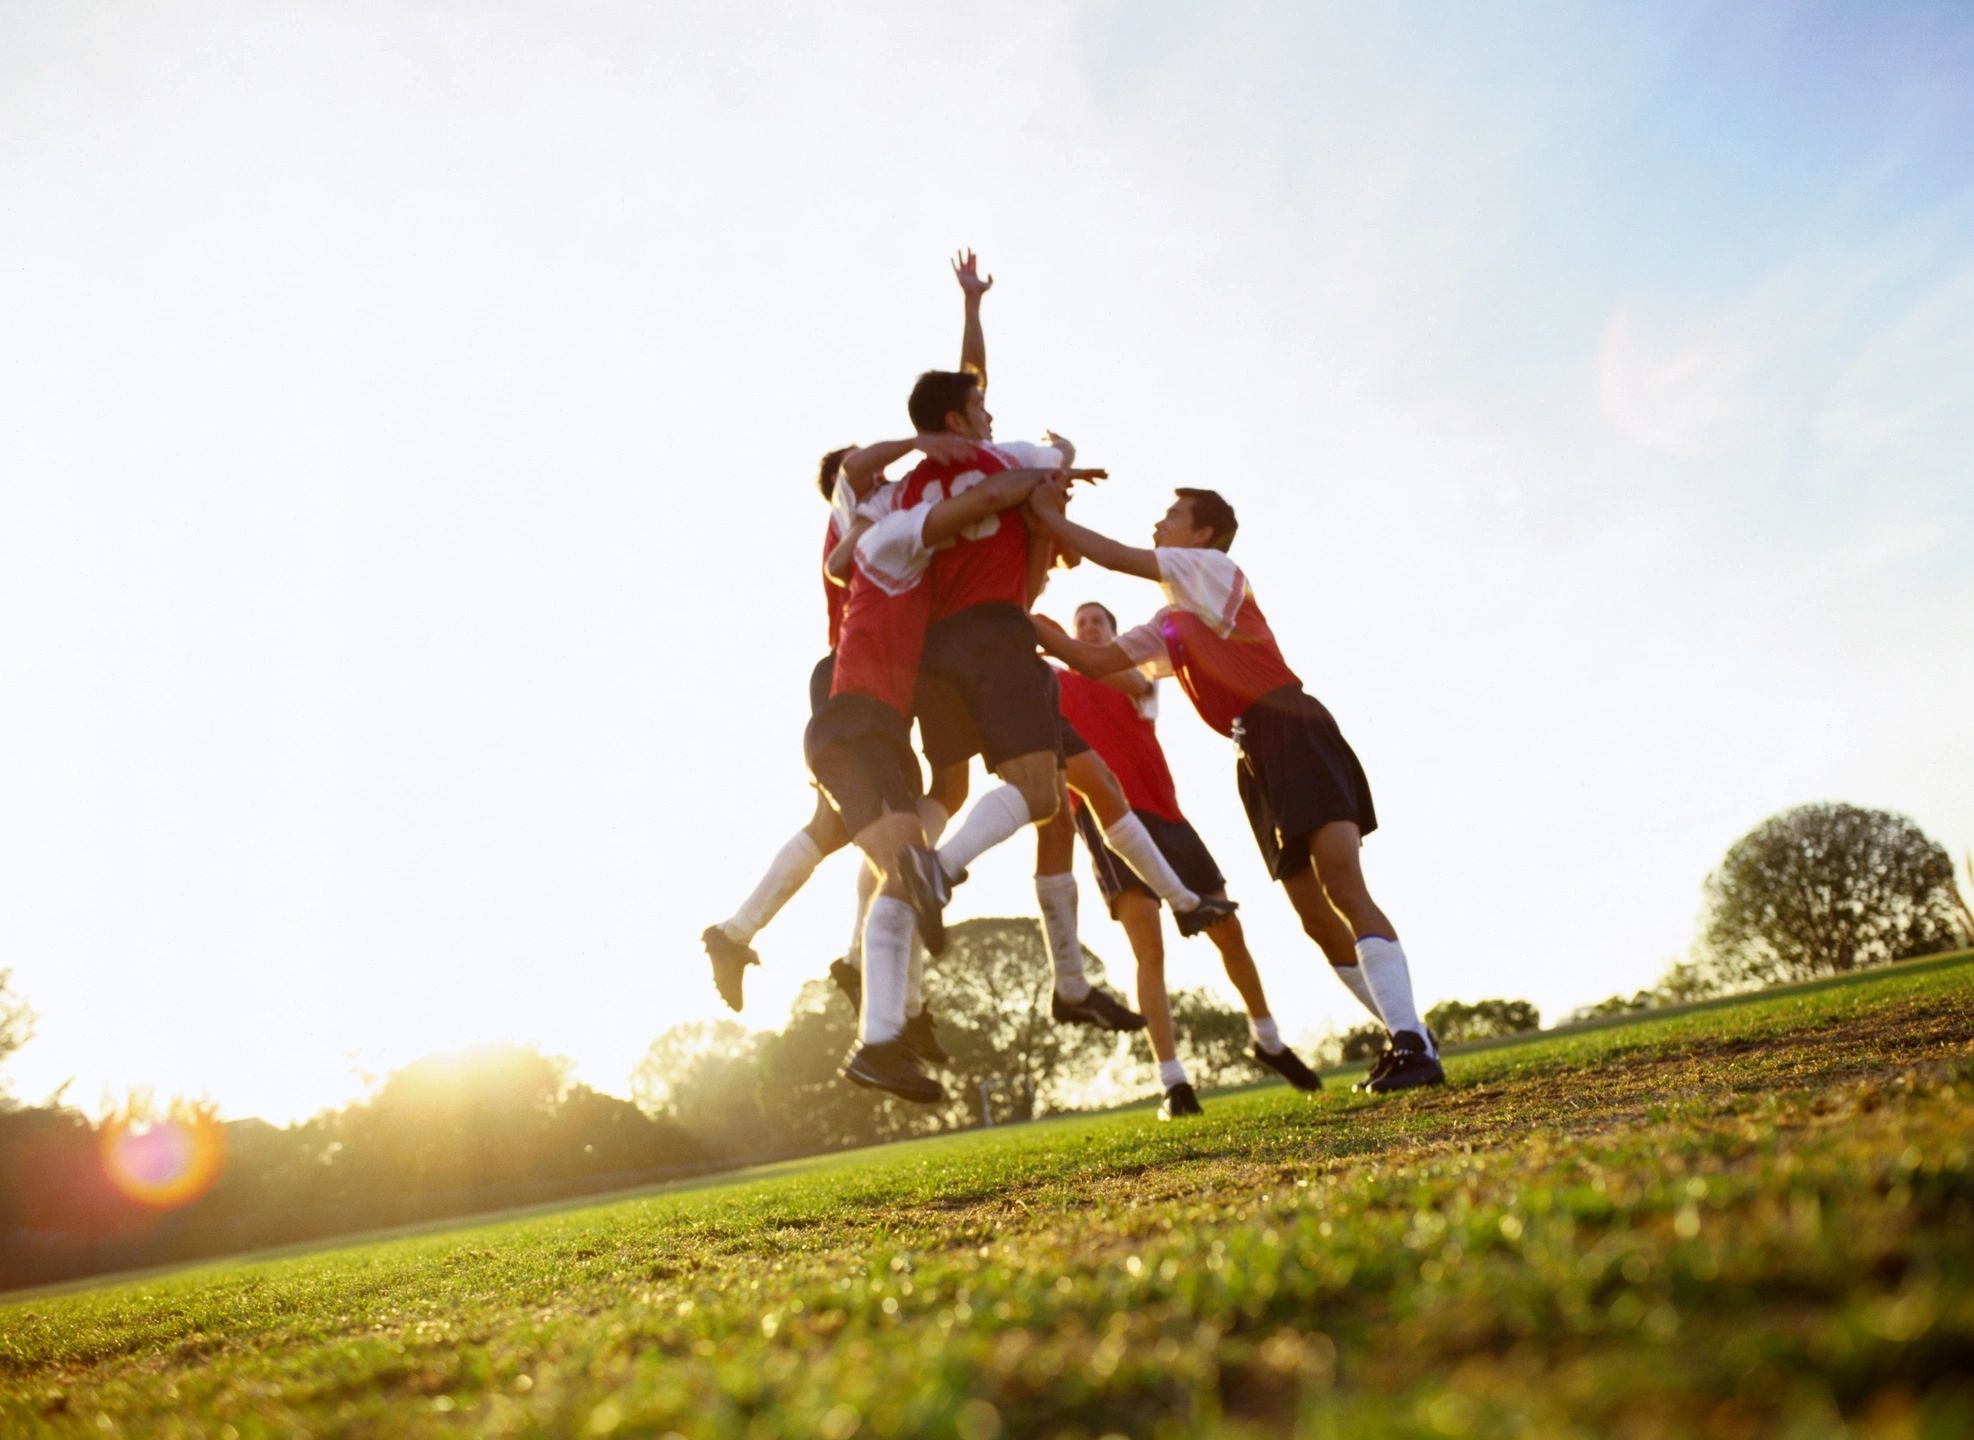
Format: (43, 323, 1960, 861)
(4, 1, 1970, 1123)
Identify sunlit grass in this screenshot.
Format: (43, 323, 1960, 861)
(3, 956, 1971, 1438)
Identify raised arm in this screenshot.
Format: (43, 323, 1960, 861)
(1026, 481, 1162, 581)
(954, 249, 992, 386)
(1032, 614, 1135, 678)
(841, 432, 978, 493)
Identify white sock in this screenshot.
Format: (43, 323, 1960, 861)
(937, 785, 1033, 882)
(1100, 813, 1200, 912)
(1329, 961, 1384, 1025)
(723, 831, 825, 942)
(915, 797, 952, 847)
(1249, 1015, 1284, 1054)
(846, 862, 877, 971)
(1355, 935, 1432, 1053)
(859, 897, 913, 1044)
(906, 931, 926, 1017)
(1034, 872, 1091, 1001)
(1158, 1059, 1189, 1089)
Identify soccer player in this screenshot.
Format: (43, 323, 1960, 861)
(1049, 601, 1324, 1118)
(700, 252, 991, 1012)
(883, 374, 1236, 1013)
(1026, 485, 1446, 1093)
(814, 461, 1064, 1101)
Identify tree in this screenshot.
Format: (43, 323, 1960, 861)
(1168, 989, 1261, 1086)
(0, 969, 33, 1093)
(1700, 803, 1961, 986)
(1338, 1023, 1386, 1062)
(1423, 998, 1541, 1045)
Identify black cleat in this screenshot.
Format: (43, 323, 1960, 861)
(1174, 894, 1239, 938)
(702, 925, 759, 1013)
(901, 1008, 950, 1066)
(829, 958, 862, 1013)
(841, 1039, 944, 1104)
(1362, 1030, 1445, 1093)
(1352, 1043, 1395, 1093)
(1158, 1082, 1205, 1120)
(1051, 985, 1149, 1032)
(897, 844, 953, 956)
(1253, 1043, 1323, 1092)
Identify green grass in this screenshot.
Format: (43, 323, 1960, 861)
(5, 958, 1972, 1439)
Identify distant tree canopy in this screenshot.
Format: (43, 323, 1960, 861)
(0, 969, 32, 1089)
(1701, 803, 1961, 986)
(1422, 998, 1540, 1046)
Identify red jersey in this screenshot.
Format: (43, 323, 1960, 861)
(821, 474, 860, 651)
(886, 439, 1061, 620)
(1116, 548, 1302, 737)
(827, 502, 939, 717)
(1054, 667, 1183, 822)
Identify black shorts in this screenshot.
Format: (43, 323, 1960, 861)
(911, 667, 981, 771)
(919, 603, 1060, 769)
(1052, 672, 1091, 761)
(1233, 685, 1377, 879)
(804, 694, 924, 838)
(1073, 806, 1226, 915)
(808, 653, 836, 717)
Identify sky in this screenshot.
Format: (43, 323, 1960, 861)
(3, 0, 1969, 1124)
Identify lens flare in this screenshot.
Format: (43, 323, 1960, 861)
(100, 1113, 226, 1209)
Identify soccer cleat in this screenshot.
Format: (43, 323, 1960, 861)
(829, 958, 862, 1013)
(1351, 1042, 1396, 1093)
(897, 844, 953, 957)
(702, 925, 759, 1013)
(1362, 1030, 1445, 1093)
(1158, 1082, 1205, 1120)
(841, 1039, 944, 1104)
(1051, 985, 1149, 1032)
(901, 1008, 950, 1066)
(1252, 1042, 1323, 1092)
(1174, 894, 1239, 938)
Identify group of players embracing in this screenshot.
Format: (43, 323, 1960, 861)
(702, 253, 1444, 1120)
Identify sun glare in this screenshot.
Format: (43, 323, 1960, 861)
(100, 1112, 227, 1209)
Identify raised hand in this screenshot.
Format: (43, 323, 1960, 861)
(1027, 475, 1071, 516)
(952, 249, 994, 297)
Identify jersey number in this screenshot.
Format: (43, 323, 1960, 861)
(920, 472, 1000, 541)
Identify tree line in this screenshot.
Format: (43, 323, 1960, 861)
(3, 802, 1966, 1290)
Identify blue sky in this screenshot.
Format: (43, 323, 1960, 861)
(1, 1, 1968, 1120)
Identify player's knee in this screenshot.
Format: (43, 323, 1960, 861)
(1016, 775, 1060, 823)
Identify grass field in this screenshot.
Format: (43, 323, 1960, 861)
(4, 956, 1972, 1439)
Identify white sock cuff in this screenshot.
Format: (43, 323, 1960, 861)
(1158, 1059, 1190, 1089)
(1249, 1015, 1284, 1053)
(1035, 871, 1076, 900)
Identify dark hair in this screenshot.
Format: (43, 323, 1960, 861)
(1075, 601, 1119, 634)
(818, 446, 855, 501)
(1174, 488, 1238, 551)
(907, 370, 978, 435)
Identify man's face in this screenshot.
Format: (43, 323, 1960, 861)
(1074, 604, 1116, 645)
(950, 387, 993, 441)
(1152, 497, 1204, 548)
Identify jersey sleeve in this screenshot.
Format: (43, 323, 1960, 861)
(989, 439, 1064, 471)
(854, 501, 935, 595)
(829, 473, 862, 537)
(853, 478, 901, 523)
(1153, 547, 1246, 637)
(1115, 616, 1175, 679)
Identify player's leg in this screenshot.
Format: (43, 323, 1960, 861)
(1063, 750, 1234, 934)
(702, 790, 848, 1012)
(1033, 772, 1146, 1031)
(1203, 901, 1322, 1091)
(1280, 866, 1386, 1029)
(1305, 821, 1442, 1091)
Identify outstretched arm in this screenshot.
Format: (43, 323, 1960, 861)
(826, 516, 875, 583)
(1026, 480, 1162, 581)
(923, 467, 1060, 547)
(1032, 614, 1135, 678)
(954, 249, 992, 386)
